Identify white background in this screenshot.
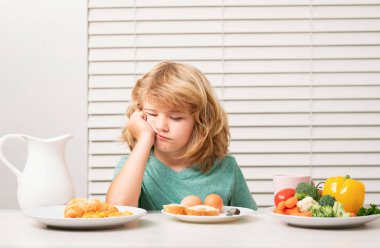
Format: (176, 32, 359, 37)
(0, 0, 87, 208)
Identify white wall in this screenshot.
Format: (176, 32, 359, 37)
(0, 0, 87, 209)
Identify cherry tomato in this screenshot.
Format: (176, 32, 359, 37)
(274, 188, 296, 206)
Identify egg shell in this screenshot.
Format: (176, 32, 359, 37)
(180, 195, 202, 207)
(204, 194, 223, 211)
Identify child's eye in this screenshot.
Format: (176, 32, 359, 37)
(146, 113, 157, 117)
(170, 116, 183, 121)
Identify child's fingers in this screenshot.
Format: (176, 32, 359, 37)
(131, 110, 145, 120)
(141, 112, 147, 121)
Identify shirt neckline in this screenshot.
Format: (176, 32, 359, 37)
(149, 150, 201, 179)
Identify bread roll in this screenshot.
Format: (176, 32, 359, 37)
(64, 198, 122, 218)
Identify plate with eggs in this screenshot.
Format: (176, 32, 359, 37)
(161, 194, 255, 223)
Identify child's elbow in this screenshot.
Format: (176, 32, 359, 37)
(106, 194, 138, 207)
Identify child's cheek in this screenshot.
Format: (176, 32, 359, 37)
(146, 116, 154, 128)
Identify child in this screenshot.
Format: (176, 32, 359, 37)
(106, 61, 257, 210)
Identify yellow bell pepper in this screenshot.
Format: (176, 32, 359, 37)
(322, 175, 365, 214)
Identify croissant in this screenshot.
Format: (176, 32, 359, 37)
(64, 198, 120, 218)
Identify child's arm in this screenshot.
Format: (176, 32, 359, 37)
(106, 110, 154, 207)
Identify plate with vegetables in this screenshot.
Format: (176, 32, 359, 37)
(266, 206, 380, 228)
(266, 175, 380, 228)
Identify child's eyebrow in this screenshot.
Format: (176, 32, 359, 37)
(142, 108, 156, 111)
(143, 108, 186, 114)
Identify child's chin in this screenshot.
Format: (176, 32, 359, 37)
(154, 144, 172, 152)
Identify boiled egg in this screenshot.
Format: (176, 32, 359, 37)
(180, 195, 202, 207)
(204, 193, 223, 211)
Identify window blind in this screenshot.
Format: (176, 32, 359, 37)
(87, 0, 380, 207)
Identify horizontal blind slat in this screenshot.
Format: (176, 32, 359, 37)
(89, 46, 380, 61)
(88, 167, 380, 181)
(89, 20, 380, 35)
(89, 126, 380, 141)
(88, 113, 380, 128)
(89, 153, 380, 167)
(89, 33, 380, 48)
(89, 60, 380, 74)
(88, 179, 380, 194)
(89, 6, 380, 22)
(88, 100, 380, 114)
(88, 86, 380, 101)
(89, 0, 380, 8)
(89, 73, 380, 88)
(89, 140, 380, 154)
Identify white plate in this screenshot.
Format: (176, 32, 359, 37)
(23, 205, 147, 230)
(265, 206, 380, 228)
(161, 206, 255, 223)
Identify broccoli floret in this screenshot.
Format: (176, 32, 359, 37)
(310, 204, 334, 217)
(295, 182, 321, 201)
(295, 192, 308, 200)
(319, 195, 336, 207)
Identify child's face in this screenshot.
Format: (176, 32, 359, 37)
(143, 101, 195, 157)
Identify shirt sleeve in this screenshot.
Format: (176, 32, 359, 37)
(113, 155, 129, 177)
(229, 158, 258, 210)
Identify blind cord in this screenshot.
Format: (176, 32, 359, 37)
(221, 0, 225, 106)
(308, 0, 315, 179)
(133, 0, 137, 84)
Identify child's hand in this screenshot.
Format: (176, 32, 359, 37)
(127, 110, 155, 144)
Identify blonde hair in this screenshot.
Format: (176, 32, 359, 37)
(123, 61, 230, 173)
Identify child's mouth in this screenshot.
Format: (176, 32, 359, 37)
(156, 133, 171, 140)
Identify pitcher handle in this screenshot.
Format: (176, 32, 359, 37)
(0, 134, 25, 179)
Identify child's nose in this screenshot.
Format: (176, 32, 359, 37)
(155, 116, 169, 132)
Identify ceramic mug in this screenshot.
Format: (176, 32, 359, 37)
(273, 175, 312, 194)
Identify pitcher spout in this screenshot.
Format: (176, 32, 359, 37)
(48, 134, 73, 143)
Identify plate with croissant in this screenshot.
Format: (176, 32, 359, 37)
(23, 198, 147, 229)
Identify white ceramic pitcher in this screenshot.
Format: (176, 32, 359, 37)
(0, 134, 75, 209)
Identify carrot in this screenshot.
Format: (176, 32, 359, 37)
(289, 211, 312, 217)
(273, 208, 286, 215)
(285, 206, 300, 215)
(349, 212, 356, 217)
(277, 201, 286, 210)
(285, 196, 298, 209)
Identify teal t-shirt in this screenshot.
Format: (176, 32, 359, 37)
(114, 152, 257, 211)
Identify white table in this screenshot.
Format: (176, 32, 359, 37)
(1, 209, 380, 248)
